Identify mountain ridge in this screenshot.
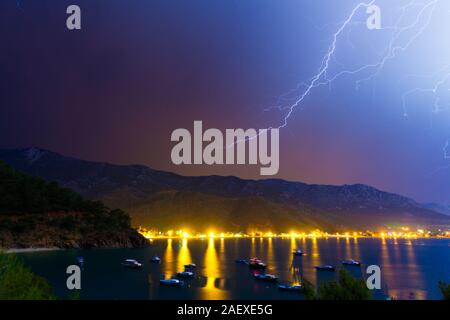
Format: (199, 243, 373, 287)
(1, 147, 449, 232)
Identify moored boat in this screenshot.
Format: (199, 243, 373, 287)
(254, 273, 278, 282)
(121, 259, 142, 268)
(342, 259, 361, 266)
(176, 271, 195, 278)
(315, 265, 335, 271)
(76, 256, 84, 268)
(278, 283, 302, 292)
(248, 257, 267, 270)
(160, 278, 184, 286)
(151, 256, 161, 263)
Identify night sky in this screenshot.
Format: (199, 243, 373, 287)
(1, 0, 450, 204)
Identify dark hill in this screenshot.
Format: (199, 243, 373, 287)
(0, 160, 148, 249)
(1, 147, 449, 233)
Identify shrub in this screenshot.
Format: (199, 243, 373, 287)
(302, 269, 372, 300)
(0, 252, 55, 300)
(438, 281, 450, 300)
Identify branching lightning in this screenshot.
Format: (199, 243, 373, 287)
(261, 0, 450, 172)
(271, 0, 440, 128)
(275, 0, 377, 129)
(444, 140, 450, 159)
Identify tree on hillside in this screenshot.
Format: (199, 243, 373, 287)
(0, 160, 135, 233)
(438, 281, 450, 300)
(302, 269, 372, 300)
(0, 252, 55, 300)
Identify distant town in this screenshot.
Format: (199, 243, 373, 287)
(137, 226, 450, 240)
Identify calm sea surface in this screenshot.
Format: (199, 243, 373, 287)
(18, 238, 450, 300)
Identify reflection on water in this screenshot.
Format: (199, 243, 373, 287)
(266, 237, 276, 273)
(289, 237, 302, 285)
(345, 237, 352, 260)
(250, 237, 255, 257)
(18, 238, 450, 300)
(156, 237, 438, 300)
(177, 238, 192, 272)
(163, 238, 174, 277)
(200, 238, 228, 299)
(157, 237, 435, 300)
(352, 236, 361, 261)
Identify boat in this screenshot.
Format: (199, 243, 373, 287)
(292, 249, 303, 256)
(76, 256, 84, 267)
(235, 259, 248, 264)
(160, 278, 184, 286)
(254, 273, 278, 282)
(151, 256, 161, 263)
(342, 259, 361, 266)
(248, 261, 267, 270)
(121, 259, 143, 268)
(184, 263, 196, 269)
(278, 284, 303, 292)
(315, 265, 336, 271)
(248, 258, 267, 270)
(176, 271, 195, 278)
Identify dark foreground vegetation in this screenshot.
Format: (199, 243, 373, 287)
(438, 281, 450, 300)
(302, 269, 372, 300)
(302, 269, 449, 300)
(0, 161, 148, 248)
(0, 251, 54, 300)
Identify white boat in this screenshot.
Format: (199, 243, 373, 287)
(248, 258, 267, 270)
(315, 265, 336, 271)
(76, 256, 85, 267)
(151, 256, 161, 263)
(342, 259, 361, 266)
(176, 271, 194, 278)
(292, 249, 303, 256)
(254, 273, 278, 282)
(160, 278, 184, 286)
(121, 259, 142, 268)
(278, 284, 302, 292)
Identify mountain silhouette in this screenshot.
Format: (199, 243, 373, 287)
(1, 147, 449, 232)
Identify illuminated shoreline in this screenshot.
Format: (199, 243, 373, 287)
(137, 227, 450, 240)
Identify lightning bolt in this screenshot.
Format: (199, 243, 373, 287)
(275, 0, 377, 129)
(427, 139, 450, 176)
(401, 64, 450, 118)
(231, 1, 378, 147)
(232, 0, 445, 157)
(258, 0, 450, 175)
(444, 140, 450, 159)
(271, 0, 440, 130)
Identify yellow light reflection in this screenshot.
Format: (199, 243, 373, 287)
(251, 237, 256, 257)
(200, 238, 228, 299)
(163, 238, 174, 276)
(266, 237, 276, 273)
(177, 238, 192, 271)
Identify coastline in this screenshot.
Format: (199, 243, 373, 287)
(4, 247, 62, 254)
